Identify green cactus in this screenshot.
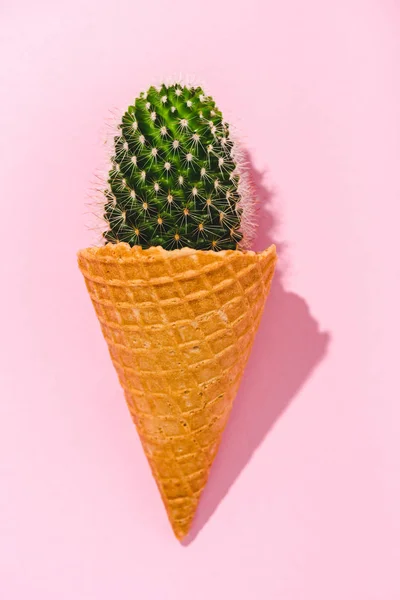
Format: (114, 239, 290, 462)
(103, 83, 244, 251)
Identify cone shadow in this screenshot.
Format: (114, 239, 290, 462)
(182, 153, 330, 545)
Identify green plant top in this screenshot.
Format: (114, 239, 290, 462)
(103, 83, 243, 251)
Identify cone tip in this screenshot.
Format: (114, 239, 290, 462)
(172, 521, 193, 542)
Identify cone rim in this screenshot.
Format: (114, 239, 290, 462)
(77, 242, 277, 261)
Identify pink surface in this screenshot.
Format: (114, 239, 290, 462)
(1, 0, 400, 598)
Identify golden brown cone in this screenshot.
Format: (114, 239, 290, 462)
(77, 243, 277, 539)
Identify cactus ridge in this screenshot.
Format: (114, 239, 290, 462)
(103, 83, 243, 250)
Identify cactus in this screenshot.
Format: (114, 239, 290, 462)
(103, 83, 244, 250)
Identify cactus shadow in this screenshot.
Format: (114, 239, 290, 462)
(182, 153, 330, 545)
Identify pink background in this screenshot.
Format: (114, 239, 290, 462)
(1, 0, 400, 598)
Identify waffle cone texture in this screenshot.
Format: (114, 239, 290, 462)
(77, 243, 277, 539)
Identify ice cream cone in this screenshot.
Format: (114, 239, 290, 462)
(77, 242, 277, 539)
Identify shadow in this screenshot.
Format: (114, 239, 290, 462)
(182, 153, 330, 544)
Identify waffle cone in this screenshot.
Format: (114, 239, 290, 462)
(78, 242, 277, 539)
